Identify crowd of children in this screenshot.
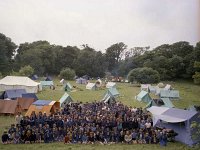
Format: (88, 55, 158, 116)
(1, 102, 168, 146)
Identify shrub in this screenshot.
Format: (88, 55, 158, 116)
(59, 68, 76, 80)
(128, 67, 160, 84)
(19, 65, 34, 76)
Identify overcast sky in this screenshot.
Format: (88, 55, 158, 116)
(0, 0, 199, 51)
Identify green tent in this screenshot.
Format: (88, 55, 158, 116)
(135, 90, 152, 103)
(107, 87, 120, 97)
(40, 81, 54, 87)
(102, 87, 120, 103)
(146, 98, 174, 108)
(63, 82, 72, 92)
(59, 93, 73, 107)
(160, 90, 179, 99)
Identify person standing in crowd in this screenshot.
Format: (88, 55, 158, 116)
(15, 112, 23, 125)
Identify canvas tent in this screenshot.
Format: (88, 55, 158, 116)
(82, 75, 90, 80)
(102, 88, 120, 103)
(26, 100, 60, 116)
(30, 75, 38, 80)
(59, 93, 73, 108)
(148, 86, 157, 94)
(106, 82, 116, 88)
(147, 106, 200, 146)
(22, 93, 38, 101)
(86, 83, 96, 90)
(160, 90, 179, 99)
(164, 84, 172, 90)
(60, 79, 65, 84)
(0, 76, 40, 93)
(0, 99, 22, 115)
(0, 89, 27, 100)
(76, 78, 87, 84)
(141, 84, 151, 92)
(146, 98, 174, 108)
(40, 81, 54, 87)
(135, 90, 152, 103)
(17, 97, 35, 110)
(64, 82, 72, 92)
(45, 76, 52, 81)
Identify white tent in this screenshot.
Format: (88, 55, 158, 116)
(141, 84, 151, 91)
(0, 76, 40, 93)
(86, 83, 96, 90)
(106, 82, 116, 88)
(164, 84, 172, 90)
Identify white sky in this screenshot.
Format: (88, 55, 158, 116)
(0, 0, 199, 51)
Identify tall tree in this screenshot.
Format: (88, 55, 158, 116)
(105, 42, 127, 72)
(15, 41, 54, 75)
(0, 33, 17, 74)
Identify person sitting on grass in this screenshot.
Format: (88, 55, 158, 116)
(132, 129, 138, 144)
(124, 131, 132, 144)
(64, 133, 71, 144)
(2, 130, 9, 144)
(81, 132, 88, 144)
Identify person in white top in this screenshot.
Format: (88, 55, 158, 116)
(15, 112, 23, 125)
(145, 121, 151, 130)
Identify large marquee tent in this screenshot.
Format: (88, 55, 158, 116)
(0, 76, 40, 93)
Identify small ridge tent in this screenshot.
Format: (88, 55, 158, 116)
(135, 90, 152, 103)
(157, 82, 165, 88)
(60, 79, 65, 84)
(160, 90, 179, 99)
(64, 82, 72, 92)
(102, 88, 120, 103)
(31, 75, 38, 80)
(0, 99, 22, 115)
(0, 76, 40, 93)
(76, 78, 87, 84)
(82, 75, 90, 80)
(40, 81, 54, 88)
(148, 86, 157, 94)
(45, 76, 52, 81)
(147, 106, 200, 146)
(141, 84, 151, 92)
(106, 82, 116, 88)
(146, 98, 174, 108)
(86, 83, 96, 90)
(26, 100, 60, 116)
(22, 93, 38, 101)
(1, 89, 27, 100)
(164, 84, 172, 90)
(17, 97, 35, 111)
(59, 93, 73, 108)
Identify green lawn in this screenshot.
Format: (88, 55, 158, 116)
(0, 80, 200, 149)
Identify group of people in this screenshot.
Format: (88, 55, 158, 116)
(2, 102, 168, 146)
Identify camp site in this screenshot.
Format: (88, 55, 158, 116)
(0, 0, 200, 150)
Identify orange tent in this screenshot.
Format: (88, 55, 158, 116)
(0, 99, 22, 115)
(25, 100, 60, 116)
(17, 98, 35, 111)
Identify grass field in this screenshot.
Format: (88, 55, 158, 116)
(0, 79, 200, 150)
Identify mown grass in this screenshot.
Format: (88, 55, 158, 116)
(0, 142, 199, 150)
(0, 79, 200, 149)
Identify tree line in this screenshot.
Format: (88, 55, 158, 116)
(0, 32, 200, 84)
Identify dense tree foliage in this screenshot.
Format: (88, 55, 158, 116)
(105, 42, 127, 72)
(0, 32, 200, 83)
(59, 68, 76, 80)
(193, 61, 200, 84)
(128, 67, 160, 83)
(19, 65, 34, 76)
(0, 33, 17, 75)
